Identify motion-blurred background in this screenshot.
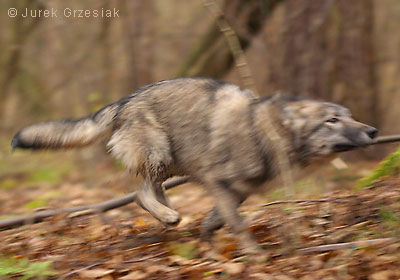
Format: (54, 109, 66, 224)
(1, 0, 400, 198)
(1, 0, 399, 140)
(2, 2, 400, 277)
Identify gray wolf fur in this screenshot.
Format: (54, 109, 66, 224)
(12, 78, 378, 253)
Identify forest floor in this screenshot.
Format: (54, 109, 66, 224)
(0, 142, 399, 279)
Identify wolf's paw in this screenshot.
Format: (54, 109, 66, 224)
(200, 208, 224, 240)
(240, 243, 264, 255)
(199, 230, 213, 242)
(159, 208, 181, 226)
(238, 234, 264, 255)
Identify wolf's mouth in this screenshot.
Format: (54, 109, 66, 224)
(333, 143, 359, 152)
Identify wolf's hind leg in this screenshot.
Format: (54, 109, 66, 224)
(137, 180, 181, 226)
(201, 195, 247, 240)
(207, 181, 258, 254)
(200, 207, 224, 240)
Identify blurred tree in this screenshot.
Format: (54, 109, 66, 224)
(177, 0, 283, 78)
(0, 0, 47, 129)
(279, 0, 378, 126)
(224, 0, 386, 131)
(0, 0, 399, 139)
(1, 0, 43, 104)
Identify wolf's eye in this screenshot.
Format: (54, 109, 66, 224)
(326, 117, 339, 123)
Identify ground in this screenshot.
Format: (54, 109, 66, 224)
(0, 143, 399, 279)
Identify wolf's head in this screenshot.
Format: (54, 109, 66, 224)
(272, 94, 378, 161)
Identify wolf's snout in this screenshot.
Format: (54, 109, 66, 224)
(365, 126, 378, 139)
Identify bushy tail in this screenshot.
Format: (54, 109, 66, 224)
(11, 104, 118, 150)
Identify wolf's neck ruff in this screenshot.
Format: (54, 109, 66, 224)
(294, 121, 327, 166)
(251, 97, 315, 170)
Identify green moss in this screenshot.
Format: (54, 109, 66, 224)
(0, 148, 74, 189)
(0, 255, 57, 280)
(264, 178, 323, 203)
(28, 168, 62, 183)
(332, 174, 360, 183)
(266, 188, 286, 202)
(355, 146, 400, 190)
(168, 241, 197, 259)
(23, 198, 49, 210)
(23, 191, 61, 210)
(0, 178, 18, 189)
(379, 209, 399, 225)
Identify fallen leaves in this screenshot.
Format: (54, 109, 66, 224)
(78, 268, 115, 279)
(2, 160, 400, 279)
(168, 241, 198, 260)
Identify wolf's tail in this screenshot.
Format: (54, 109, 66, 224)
(11, 104, 119, 150)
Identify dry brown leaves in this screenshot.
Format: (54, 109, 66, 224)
(1, 177, 400, 279)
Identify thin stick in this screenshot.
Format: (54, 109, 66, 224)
(202, 0, 257, 93)
(57, 262, 103, 280)
(1, 135, 400, 231)
(202, 0, 295, 201)
(262, 198, 334, 207)
(0, 176, 190, 231)
(298, 238, 396, 254)
(123, 250, 168, 264)
(374, 135, 400, 145)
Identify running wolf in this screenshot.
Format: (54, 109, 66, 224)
(12, 78, 378, 253)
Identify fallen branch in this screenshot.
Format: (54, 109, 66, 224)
(0, 176, 190, 231)
(298, 238, 396, 254)
(123, 250, 169, 264)
(1, 134, 400, 232)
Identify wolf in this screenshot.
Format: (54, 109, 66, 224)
(12, 78, 378, 253)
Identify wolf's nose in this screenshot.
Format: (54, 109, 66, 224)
(366, 127, 378, 139)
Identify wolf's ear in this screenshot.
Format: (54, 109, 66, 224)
(270, 92, 302, 107)
(270, 93, 300, 120)
(269, 92, 286, 103)
(269, 93, 287, 112)
(271, 94, 311, 133)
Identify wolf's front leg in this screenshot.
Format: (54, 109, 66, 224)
(136, 180, 181, 226)
(206, 181, 259, 254)
(154, 181, 174, 209)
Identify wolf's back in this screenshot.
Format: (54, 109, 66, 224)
(11, 103, 118, 150)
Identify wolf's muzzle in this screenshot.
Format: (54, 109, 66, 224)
(365, 126, 378, 139)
